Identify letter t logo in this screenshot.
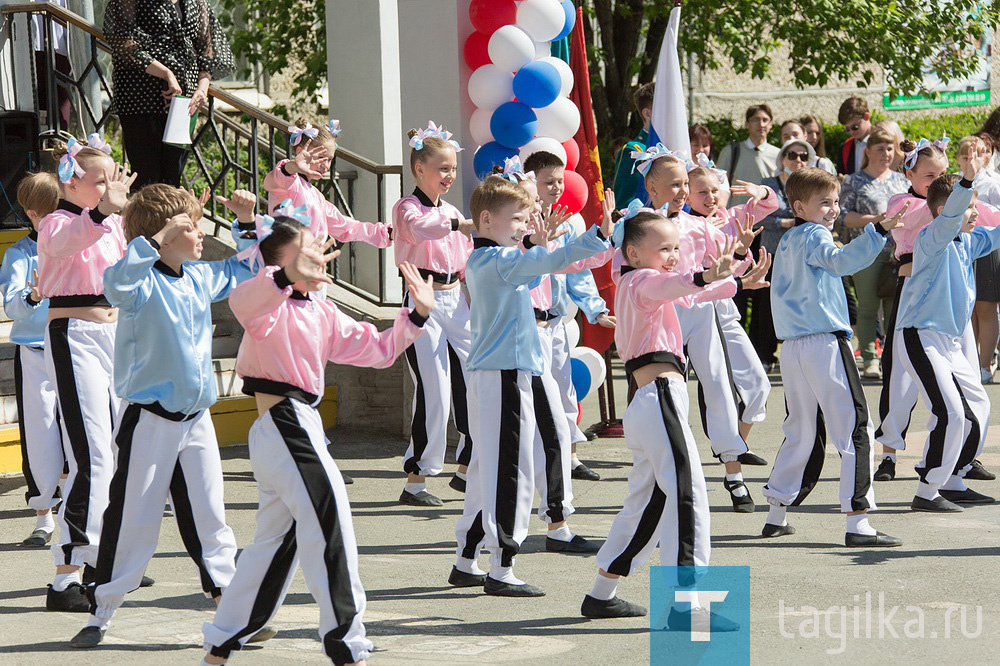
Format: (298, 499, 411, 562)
(675, 591, 729, 641)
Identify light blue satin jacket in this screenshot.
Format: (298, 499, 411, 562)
(550, 222, 609, 322)
(0, 233, 48, 348)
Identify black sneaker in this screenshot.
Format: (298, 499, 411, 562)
(21, 528, 53, 547)
(449, 475, 466, 493)
(545, 534, 601, 554)
(939, 488, 995, 504)
(722, 479, 755, 513)
(585, 430, 598, 441)
(737, 451, 768, 466)
(845, 531, 903, 547)
(398, 489, 443, 507)
(910, 496, 963, 512)
(571, 463, 601, 481)
(965, 459, 996, 481)
(761, 523, 795, 538)
(483, 576, 544, 597)
(873, 457, 896, 481)
(69, 626, 105, 648)
(448, 566, 486, 587)
(341, 473, 354, 485)
(665, 606, 740, 632)
(85, 565, 154, 589)
(46, 583, 91, 612)
(581, 595, 647, 618)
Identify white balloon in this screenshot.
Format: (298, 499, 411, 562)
(467, 64, 514, 111)
(533, 40, 551, 59)
(564, 317, 580, 348)
(469, 107, 494, 146)
(488, 25, 535, 73)
(519, 136, 566, 165)
(534, 96, 580, 142)
(516, 0, 565, 42)
(573, 346, 607, 389)
(568, 211, 586, 239)
(539, 56, 574, 97)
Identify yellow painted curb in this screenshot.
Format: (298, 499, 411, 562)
(0, 229, 30, 266)
(0, 426, 22, 475)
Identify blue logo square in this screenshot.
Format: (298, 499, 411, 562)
(649, 566, 751, 665)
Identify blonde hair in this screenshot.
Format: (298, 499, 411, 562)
(785, 167, 839, 211)
(643, 154, 685, 184)
(122, 184, 202, 242)
(686, 166, 719, 184)
(407, 128, 455, 175)
(860, 128, 897, 170)
(469, 176, 534, 229)
(16, 172, 59, 217)
(51, 141, 112, 185)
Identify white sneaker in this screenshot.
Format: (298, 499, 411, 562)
(981, 368, 994, 384)
(862, 359, 881, 379)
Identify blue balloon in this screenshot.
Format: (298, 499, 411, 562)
(490, 101, 538, 150)
(570, 357, 592, 400)
(473, 141, 519, 180)
(512, 61, 561, 109)
(553, 0, 576, 42)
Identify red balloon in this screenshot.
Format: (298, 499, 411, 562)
(463, 31, 491, 70)
(469, 0, 517, 36)
(558, 169, 589, 215)
(562, 138, 580, 171)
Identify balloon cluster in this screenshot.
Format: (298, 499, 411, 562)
(465, 0, 588, 214)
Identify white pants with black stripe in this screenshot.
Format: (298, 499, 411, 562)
(90, 404, 237, 620)
(455, 369, 540, 572)
(403, 286, 473, 475)
(549, 319, 588, 443)
(44, 318, 121, 568)
(596, 377, 710, 577)
(895, 327, 990, 491)
(203, 398, 371, 665)
(534, 326, 574, 523)
(16, 344, 63, 512)
(677, 301, 747, 460)
(715, 298, 770, 423)
(763, 333, 877, 512)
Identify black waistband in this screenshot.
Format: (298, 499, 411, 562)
(137, 401, 201, 422)
(534, 307, 561, 322)
(49, 294, 111, 308)
(415, 268, 460, 285)
(898, 252, 913, 265)
(242, 377, 320, 406)
(624, 351, 686, 376)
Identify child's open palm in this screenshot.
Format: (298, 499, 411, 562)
(26, 269, 41, 303)
(400, 261, 435, 317)
(99, 162, 137, 215)
(735, 213, 761, 254)
(879, 201, 910, 232)
(730, 180, 767, 203)
(703, 236, 737, 283)
(286, 236, 338, 286)
(290, 140, 327, 180)
(740, 249, 771, 290)
(600, 189, 616, 238)
(530, 204, 571, 246)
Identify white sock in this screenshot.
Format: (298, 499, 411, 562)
(883, 452, 897, 463)
(548, 525, 573, 542)
(725, 473, 748, 497)
(489, 565, 524, 585)
(941, 475, 968, 492)
(36, 511, 55, 533)
(456, 471, 467, 481)
(571, 455, 583, 468)
(52, 571, 81, 591)
(846, 514, 877, 536)
(404, 482, 426, 495)
(455, 557, 485, 575)
(86, 614, 111, 631)
(589, 574, 619, 601)
(915, 482, 940, 501)
(766, 504, 787, 526)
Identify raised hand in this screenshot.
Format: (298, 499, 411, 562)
(189, 188, 211, 207)
(287, 140, 327, 180)
(730, 180, 767, 203)
(99, 162, 137, 215)
(879, 201, 910, 232)
(600, 189, 616, 238)
(740, 248, 772, 290)
(153, 213, 197, 248)
(962, 142, 990, 182)
(26, 268, 41, 303)
(702, 236, 737, 283)
(400, 261, 435, 317)
(285, 236, 338, 287)
(215, 190, 258, 224)
(596, 313, 616, 329)
(530, 204, 571, 247)
(735, 213, 761, 254)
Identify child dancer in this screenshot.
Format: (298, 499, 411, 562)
(521, 150, 616, 481)
(762, 167, 904, 546)
(582, 209, 766, 625)
(3, 172, 62, 547)
(263, 118, 392, 247)
(202, 222, 433, 665)
(896, 157, 1000, 512)
(686, 161, 777, 455)
(392, 122, 475, 506)
(635, 145, 766, 512)
(67, 187, 258, 648)
(38, 136, 136, 612)
(451, 176, 610, 597)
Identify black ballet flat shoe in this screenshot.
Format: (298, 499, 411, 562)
(21, 528, 53, 547)
(398, 489, 443, 507)
(483, 576, 545, 597)
(448, 566, 486, 587)
(845, 531, 903, 547)
(341, 473, 354, 485)
(737, 451, 768, 466)
(723, 479, 755, 513)
(246, 625, 277, 643)
(761, 523, 795, 538)
(46, 583, 91, 612)
(910, 496, 963, 513)
(665, 606, 739, 632)
(965, 459, 996, 481)
(546, 534, 601, 554)
(939, 488, 995, 504)
(69, 626, 105, 648)
(449, 475, 467, 493)
(873, 457, 896, 481)
(571, 463, 601, 481)
(581, 594, 647, 618)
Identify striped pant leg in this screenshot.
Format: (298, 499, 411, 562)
(45, 318, 117, 568)
(17, 345, 64, 511)
(168, 410, 238, 598)
(877, 324, 920, 451)
(531, 369, 574, 524)
(716, 299, 770, 424)
(953, 322, 990, 477)
(549, 320, 588, 444)
(597, 377, 710, 577)
(679, 302, 747, 460)
(455, 376, 486, 560)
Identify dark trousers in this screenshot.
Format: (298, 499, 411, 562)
(119, 114, 187, 189)
(746, 284, 779, 366)
(34, 51, 72, 131)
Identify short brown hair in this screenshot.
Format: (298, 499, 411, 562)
(407, 128, 456, 175)
(469, 176, 534, 230)
(838, 96, 869, 125)
(927, 173, 962, 214)
(16, 172, 59, 217)
(745, 104, 773, 122)
(785, 167, 839, 211)
(123, 184, 203, 242)
(634, 83, 655, 114)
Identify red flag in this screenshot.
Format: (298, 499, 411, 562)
(569, 6, 615, 354)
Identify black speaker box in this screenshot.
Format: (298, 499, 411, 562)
(0, 111, 40, 228)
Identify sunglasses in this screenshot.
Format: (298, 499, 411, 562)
(847, 122, 863, 132)
(785, 151, 809, 162)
